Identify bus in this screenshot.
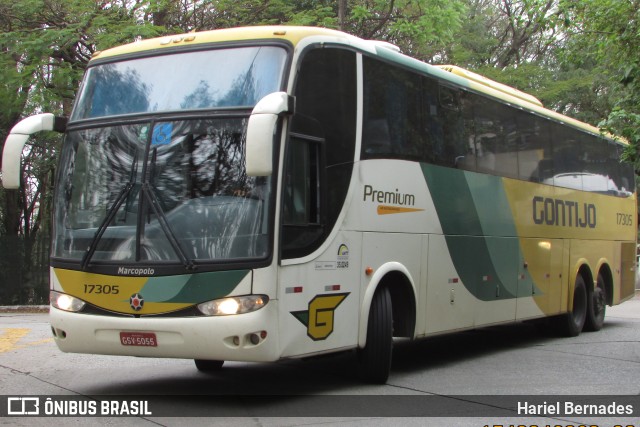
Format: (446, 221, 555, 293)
(2, 26, 636, 384)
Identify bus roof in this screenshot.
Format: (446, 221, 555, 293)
(91, 26, 359, 60)
(91, 25, 621, 144)
(435, 65, 544, 108)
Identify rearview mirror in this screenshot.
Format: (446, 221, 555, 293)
(2, 113, 67, 189)
(245, 92, 294, 176)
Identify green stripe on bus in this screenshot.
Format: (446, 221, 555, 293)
(139, 269, 250, 303)
(421, 164, 538, 300)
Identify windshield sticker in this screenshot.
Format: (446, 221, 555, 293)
(152, 123, 173, 146)
(337, 244, 349, 269)
(314, 244, 350, 271)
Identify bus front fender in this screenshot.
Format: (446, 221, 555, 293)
(358, 262, 416, 349)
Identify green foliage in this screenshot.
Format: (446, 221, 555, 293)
(444, 0, 598, 126)
(558, 0, 640, 169)
(0, 0, 164, 116)
(0, 0, 164, 304)
(346, 0, 467, 59)
(445, 0, 562, 67)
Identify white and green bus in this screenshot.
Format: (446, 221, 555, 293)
(2, 26, 636, 383)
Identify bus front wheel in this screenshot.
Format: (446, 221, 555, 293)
(357, 286, 393, 384)
(194, 359, 224, 372)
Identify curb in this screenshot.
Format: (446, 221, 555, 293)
(0, 305, 49, 313)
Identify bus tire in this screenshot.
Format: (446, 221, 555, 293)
(357, 286, 393, 384)
(557, 275, 587, 337)
(194, 359, 224, 372)
(584, 273, 606, 332)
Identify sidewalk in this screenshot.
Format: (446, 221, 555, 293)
(606, 289, 640, 318)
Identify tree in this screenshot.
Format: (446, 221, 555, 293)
(345, 0, 466, 59)
(138, 0, 467, 61)
(558, 0, 640, 168)
(444, 0, 561, 67)
(0, 0, 163, 303)
(440, 0, 618, 127)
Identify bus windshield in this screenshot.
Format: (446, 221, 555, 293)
(71, 46, 288, 120)
(53, 118, 271, 265)
(51, 45, 287, 267)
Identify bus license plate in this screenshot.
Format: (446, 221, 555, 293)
(120, 332, 157, 347)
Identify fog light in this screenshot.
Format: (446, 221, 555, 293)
(50, 291, 85, 312)
(249, 333, 260, 345)
(197, 295, 269, 316)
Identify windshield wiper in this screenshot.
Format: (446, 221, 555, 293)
(81, 151, 138, 270)
(141, 183, 195, 271)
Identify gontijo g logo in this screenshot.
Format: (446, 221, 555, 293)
(291, 293, 349, 340)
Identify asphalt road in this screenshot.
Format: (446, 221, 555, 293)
(1, 294, 639, 427)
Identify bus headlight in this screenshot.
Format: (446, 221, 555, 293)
(197, 295, 268, 316)
(50, 291, 86, 312)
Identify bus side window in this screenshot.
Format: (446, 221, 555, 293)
(607, 142, 624, 193)
(469, 94, 518, 179)
(282, 138, 318, 225)
(281, 114, 325, 258)
(421, 78, 442, 164)
(362, 56, 422, 160)
(582, 134, 615, 194)
(515, 110, 552, 183)
(362, 119, 391, 154)
(550, 122, 583, 190)
(436, 85, 472, 169)
(614, 143, 636, 197)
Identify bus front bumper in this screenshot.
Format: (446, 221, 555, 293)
(49, 300, 281, 362)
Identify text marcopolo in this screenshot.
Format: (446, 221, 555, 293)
(117, 267, 155, 276)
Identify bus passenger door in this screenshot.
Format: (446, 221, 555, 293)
(277, 131, 360, 358)
(277, 46, 359, 358)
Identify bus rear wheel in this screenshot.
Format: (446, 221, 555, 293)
(584, 273, 606, 332)
(557, 275, 587, 337)
(194, 359, 224, 372)
(357, 286, 393, 384)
